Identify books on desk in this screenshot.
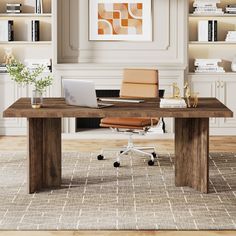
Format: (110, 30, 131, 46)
(160, 99, 187, 108)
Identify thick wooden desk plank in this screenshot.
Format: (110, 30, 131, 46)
(3, 97, 233, 194)
(3, 97, 233, 118)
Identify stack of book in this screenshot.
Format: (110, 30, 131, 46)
(225, 31, 236, 41)
(6, 3, 22, 14)
(0, 64, 7, 73)
(198, 20, 217, 41)
(194, 59, 225, 73)
(225, 5, 236, 14)
(193, 0, 223, 15)
(160, 99, 187, 108)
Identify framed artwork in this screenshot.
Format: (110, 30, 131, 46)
(89, 0, 152, 41)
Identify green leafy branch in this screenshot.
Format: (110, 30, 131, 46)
(6, 60, 53, 93)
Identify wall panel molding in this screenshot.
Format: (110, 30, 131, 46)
(57, 0, 187, 64)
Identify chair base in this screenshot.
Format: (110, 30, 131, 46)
(97, 133, 157, 167)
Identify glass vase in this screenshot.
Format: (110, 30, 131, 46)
(31, 90, 43, 109)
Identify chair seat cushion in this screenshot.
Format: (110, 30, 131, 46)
(100, 117, 159, 129)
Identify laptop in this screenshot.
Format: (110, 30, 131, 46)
(62, 79, 113, 109)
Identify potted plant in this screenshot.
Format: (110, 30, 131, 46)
(6, 60, 53, 109)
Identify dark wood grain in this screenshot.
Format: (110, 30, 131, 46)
(42, 118, 61, 189)
(3, 98, 233, 118)
(28, 118, 61, 193)
(175, 118, 209, 193)
(28, 118, 43, 193)
(5, 98, 233, 194)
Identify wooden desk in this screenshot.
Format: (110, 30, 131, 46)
(3, 98, 233, 194)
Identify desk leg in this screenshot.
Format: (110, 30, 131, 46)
(175, 118, 209, 193)
(28, 118, 61, 194)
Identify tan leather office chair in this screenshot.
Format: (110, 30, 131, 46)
(97, 68, 160, 167)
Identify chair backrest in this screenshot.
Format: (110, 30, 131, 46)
(120, 69, 159, 98)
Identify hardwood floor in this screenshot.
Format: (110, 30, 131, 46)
(0, 136, 236, 152)
(0, 231, 235, 236)
(0, 135, 235, 236)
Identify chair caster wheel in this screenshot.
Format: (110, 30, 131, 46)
(152, 152, 157, 158)
(120, 150, 124, 154)
(97, 155, 104, 160)
(148, 160, 155, 166)
(114, 162, 120, 168)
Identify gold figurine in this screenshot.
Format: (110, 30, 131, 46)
(172, 82, 181, 99)
(4, 47, 14, 65)
(184, 82, 199, 108)
(184, 82, 191, 108)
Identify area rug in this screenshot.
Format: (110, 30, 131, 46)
(0, 151, 235, 230)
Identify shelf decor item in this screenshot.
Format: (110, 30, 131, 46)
(231, 55, 236, 72)
(89, 0, 152, 41)
(6, 60, 53, 109)
(35, 0, 43, 14)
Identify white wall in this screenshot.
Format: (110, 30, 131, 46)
(56, 0, 187, 65)
(53, 0, 188, 133)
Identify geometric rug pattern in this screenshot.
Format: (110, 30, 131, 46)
(0, 152, 235, 230)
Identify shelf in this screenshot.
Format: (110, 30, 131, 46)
(0, 41, 52, 45)
(0, 13, 52, 18)
(189, 72, 236, 76)
(189, 41, 236, 45)
(189, 13, 236, 17)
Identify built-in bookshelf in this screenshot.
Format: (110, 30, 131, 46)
(0, 0, 52, 63)
(188, 0, 236, 135)
(0, 0, 53, 135)
(188, 0, 236, 73)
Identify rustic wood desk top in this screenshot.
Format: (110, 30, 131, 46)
(3, 97, 233, 118)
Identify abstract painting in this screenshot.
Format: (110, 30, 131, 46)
(89, 0, 152, 41)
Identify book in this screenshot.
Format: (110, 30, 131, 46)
(198, 20, 208, 41)
(160, 99, 187, 108)
(198, 20, 217, 42)
(0, 20, 14, 41)
(31, 20, 40, 41)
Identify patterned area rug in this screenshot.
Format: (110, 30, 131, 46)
(0, 151, 235, 230)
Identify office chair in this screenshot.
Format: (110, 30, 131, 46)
(97, 68, 160, 167)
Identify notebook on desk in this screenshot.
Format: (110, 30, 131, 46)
(62, 79, 114, 109)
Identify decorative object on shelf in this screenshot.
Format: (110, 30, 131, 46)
(35, 0, 43, 14)
(194, 58, 225, 73)
(6, 3, 22, 14)
(6, 60, 53, 109)
(231, 55, 236, 72)
(193, 0, 223, 15)
(172, 82, 181, 99)
(4, 47, 14, 65)
(89, 0, 152, 41)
